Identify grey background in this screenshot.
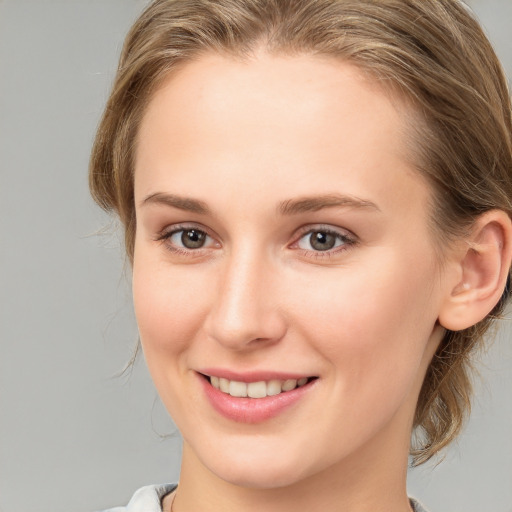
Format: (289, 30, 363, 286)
(0, 1, 510, 511)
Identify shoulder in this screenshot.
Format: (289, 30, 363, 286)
(410, 497, 429, 512)
(98, 484, 177, 512)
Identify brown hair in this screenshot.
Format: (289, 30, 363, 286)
(89, 0, 512, 464)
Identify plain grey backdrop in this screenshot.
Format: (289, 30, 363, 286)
(0, 1, 511, 511)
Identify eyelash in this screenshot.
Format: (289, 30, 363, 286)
(155, 224, 357, 259)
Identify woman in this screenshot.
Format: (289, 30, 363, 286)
(89, 0, 512, 511)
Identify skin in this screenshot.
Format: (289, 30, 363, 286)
(133, 52, 456, 512)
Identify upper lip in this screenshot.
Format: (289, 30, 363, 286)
(197, 368, 316, 383)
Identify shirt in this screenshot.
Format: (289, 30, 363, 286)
(99, 484, 429, 512)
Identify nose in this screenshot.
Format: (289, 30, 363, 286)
(204, 248, 287, 351)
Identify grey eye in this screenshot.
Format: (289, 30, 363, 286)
(309, 231, 337, 251)
(182, 229, 206, 248)
(297, 230, 348, 252)
(169, 229, 208, 249)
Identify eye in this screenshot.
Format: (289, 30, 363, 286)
(171, 228, 209, 249)
(156, 225, 218, 253)
(296, 228, 354, 253)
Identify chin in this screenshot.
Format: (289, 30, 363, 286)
(212, 462, 310, 490)
(194, 440, 316, 490)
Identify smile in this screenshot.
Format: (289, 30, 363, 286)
(199, 372, 318, 423)
(209, 376, 311, 398)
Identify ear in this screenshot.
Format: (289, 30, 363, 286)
(438, 210, 512, 332)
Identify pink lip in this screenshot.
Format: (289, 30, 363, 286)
(197, 371, 317, 424)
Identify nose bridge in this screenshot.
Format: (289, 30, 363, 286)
(206, 244, 285, 350)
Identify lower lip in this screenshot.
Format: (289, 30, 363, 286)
(199, 375, 316, 423)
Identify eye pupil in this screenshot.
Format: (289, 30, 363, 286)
(310, 231, 336, 251)
(181, 229, 206, 249)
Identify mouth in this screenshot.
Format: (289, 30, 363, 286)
(197, 370, 319, 423)
(205, 375, 316, 398)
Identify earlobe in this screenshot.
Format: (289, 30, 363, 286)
(438, 210, 512, 332)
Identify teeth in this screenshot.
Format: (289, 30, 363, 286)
(267, 379, 282, 396)
(282, 379, 297, 391)
(247, 381, 267, 398)
(219, 377, 230, 393)
(229, 380, 247, 397)
(209, 376, 311, 398)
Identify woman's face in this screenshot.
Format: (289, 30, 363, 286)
(133, 53, 448, 488)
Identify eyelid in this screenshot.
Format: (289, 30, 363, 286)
(292, 223, 356, 241)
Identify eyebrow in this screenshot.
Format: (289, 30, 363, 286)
(141, 192, 210, 214)
(140, 192, 380, 216)
(278, 194, 380, 215)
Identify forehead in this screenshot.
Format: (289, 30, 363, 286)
(137, 52, 408, 159)
(135, 52, 430, 222)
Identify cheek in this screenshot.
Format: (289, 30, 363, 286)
(290, 249, 440, 399)
(132, 250, 210, 358)
(296, 254, 435, 341)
